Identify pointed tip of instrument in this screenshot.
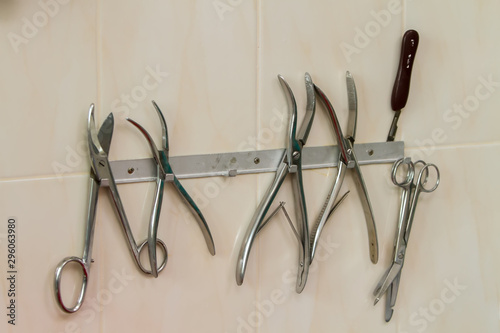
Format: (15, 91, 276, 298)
(346, 70, 352, 78)
(125, 117, 140, 129)
(87, 105, 97, 138)
(151, 100, 161, 115)
(126, 117, 164, 168)
(88, 104, 95, 120)
(277, 74, 288, 89)
(304, 72, 312, 82)
(150, 100, 163, 120)
(151, 100, 162, 115)
(374, 297, 380, 306)
(277, 75, 294, 96)
(305, 73, 315, 100)
(149, 101, 168, 151)
(104, 112, 114, 129)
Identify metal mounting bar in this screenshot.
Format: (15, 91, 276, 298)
(110, 141, 404, 184)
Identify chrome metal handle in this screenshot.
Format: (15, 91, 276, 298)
(54, 257, 89, 313)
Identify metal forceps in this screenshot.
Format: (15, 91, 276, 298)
(236, 73, 316, 293)
(54, 105, 168, 313)
(373, 157, 440, 321)
(127, 101, 216, 278)
(311, 72, 379, 265)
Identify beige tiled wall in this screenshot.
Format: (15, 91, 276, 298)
(1, 1, 499, 332)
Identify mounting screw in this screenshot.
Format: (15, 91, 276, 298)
(128, 168, 135, 174)
(254, 157, 260, 164)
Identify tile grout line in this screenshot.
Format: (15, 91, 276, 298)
(0, 172, 89, 184)
(405, 141, 500, 151)
(256, 0, 263, 325)
(256, 1, 262, 154)
(1, 141, 500, 184)
(255, 0, 262, 199)
(95, 2, 104, 328)
(402, 0, 407, 31)
(96, 0, 103, 118)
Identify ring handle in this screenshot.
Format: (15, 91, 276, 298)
(54, 256, 89, 313)
(391, 158, 414, 187)
(418, 163, 440, 193)
(136, 239, 168, 275)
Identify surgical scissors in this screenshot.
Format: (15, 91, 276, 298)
(54, 105, 168, 313)
(127, 101, 216, 278)
(236, 73, 316, 293)
(311, 72, 379, 265)
(373, 157, 440, 321)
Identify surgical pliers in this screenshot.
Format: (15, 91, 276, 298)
(236, 73, 316, 293)
(127, 101, 216, 278)
(55, 103, 216, 313)
(312, 72, 379, 265)
(236, 72, 379, 293)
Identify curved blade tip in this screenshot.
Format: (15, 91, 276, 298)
(88, 104, 95, 122)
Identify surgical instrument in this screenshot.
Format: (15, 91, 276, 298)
(312, 72, 379, 264)
(373, 157, 440, 321)
(127, 101, 216, 278)
(236, 73, 316, 293)
(54, 105, 168, 313)
(387, 30, 419, 142)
